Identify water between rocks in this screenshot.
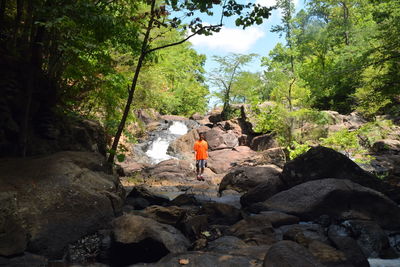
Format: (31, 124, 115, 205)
(144, 121, 189, 164)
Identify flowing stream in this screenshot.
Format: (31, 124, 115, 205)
(135, 120, 190, 164)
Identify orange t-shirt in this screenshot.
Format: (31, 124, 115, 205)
(194, 140, 208, 160)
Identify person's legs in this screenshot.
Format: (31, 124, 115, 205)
(196, 160, 200, 178)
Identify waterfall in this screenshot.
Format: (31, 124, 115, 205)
(144, 121, 189, 164)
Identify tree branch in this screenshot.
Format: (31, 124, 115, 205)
(145, 24, 221, 54)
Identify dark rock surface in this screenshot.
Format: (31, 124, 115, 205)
(112, 214, 190, 253)
(240, 175, 285, 207)
(126, 185, 170, 209)
(263, 240, 324, 267)
(250, 133, 278, 151)
(281, 146, 400, 203)
(0, 151, 124, 259)
(219, 165, 282, 194)
(256, 179, 400, 229)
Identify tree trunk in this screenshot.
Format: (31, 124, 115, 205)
(22, 0, 33, 45)
(0, 0, 6, 27)
(341, 1, 350, 45)
(107, 0, 156, 164)
(13, 0, 24, 47)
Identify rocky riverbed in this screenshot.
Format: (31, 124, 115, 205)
(1, 109, 400, 267)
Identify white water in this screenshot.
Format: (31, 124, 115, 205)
(168, 121, 188, 135)
(145, 121, 188, 164)
(368, 259, 400, 267)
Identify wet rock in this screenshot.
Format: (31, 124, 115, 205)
(281, 146, 400, 203)
(112, 214, 190, 253)
(263, 240, 324, 267)
(219, 165, 282, 194)
(240, 175, 285, 208)
(228, 214, 276, 245)
(257, 179, 400, 229)
(250, 134, 279, 151)
(0, 151, 124, 259)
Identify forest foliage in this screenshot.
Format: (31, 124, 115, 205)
(1, 0, 399, 160)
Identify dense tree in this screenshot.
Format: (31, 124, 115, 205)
(209, 53, 258, 120)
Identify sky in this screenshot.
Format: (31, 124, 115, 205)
(188, 0, 306, 74)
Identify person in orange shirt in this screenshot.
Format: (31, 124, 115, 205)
(193, 132, 208, 181)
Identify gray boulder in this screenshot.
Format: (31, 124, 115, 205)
(281, 146, 400, 203)
(263, 240, 324, 267)
(219, 165, 282, 194)
(112, 214, 190, 253)
(240, 175, 286, 207)
(0, 151, 125, 259)
(256, 179, 400, 229)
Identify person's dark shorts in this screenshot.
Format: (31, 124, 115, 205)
(196, 159, 207, 168)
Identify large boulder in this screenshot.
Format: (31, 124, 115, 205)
(255, 179, 400, 229)
(345, 220, 397, 258)
(207, 146, 257, 174)
(143, 159, 194, 183)
(199, 202, 242, 226)
(142, 205, 187, 226)
(263, 240, 324, 267)
(327, 234, 369, 267)
(0, 151, 125, 258)
(372, 139, 400, 154)
(111, 214, 190, 266)
(250, 134, 279, 151)
(204, 128, 238, 150)
(126, 185, 170, 209)
(228, 214, 277, 245)
(281, 146, 400, 203)
(112, 214, 189, 253)
(240, 175, 286, 207)
(219, 165, 282, 194)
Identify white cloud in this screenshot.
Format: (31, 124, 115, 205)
(256, 0, 277, 7)
(189, 26, 265, 53)
(256, 0, 299, 7)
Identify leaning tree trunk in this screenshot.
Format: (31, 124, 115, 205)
(107, 0, 156, 164)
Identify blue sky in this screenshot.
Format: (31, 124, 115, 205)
(188, 0, 306, 74)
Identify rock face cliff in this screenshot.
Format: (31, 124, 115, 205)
(0, 55, 125, 262)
